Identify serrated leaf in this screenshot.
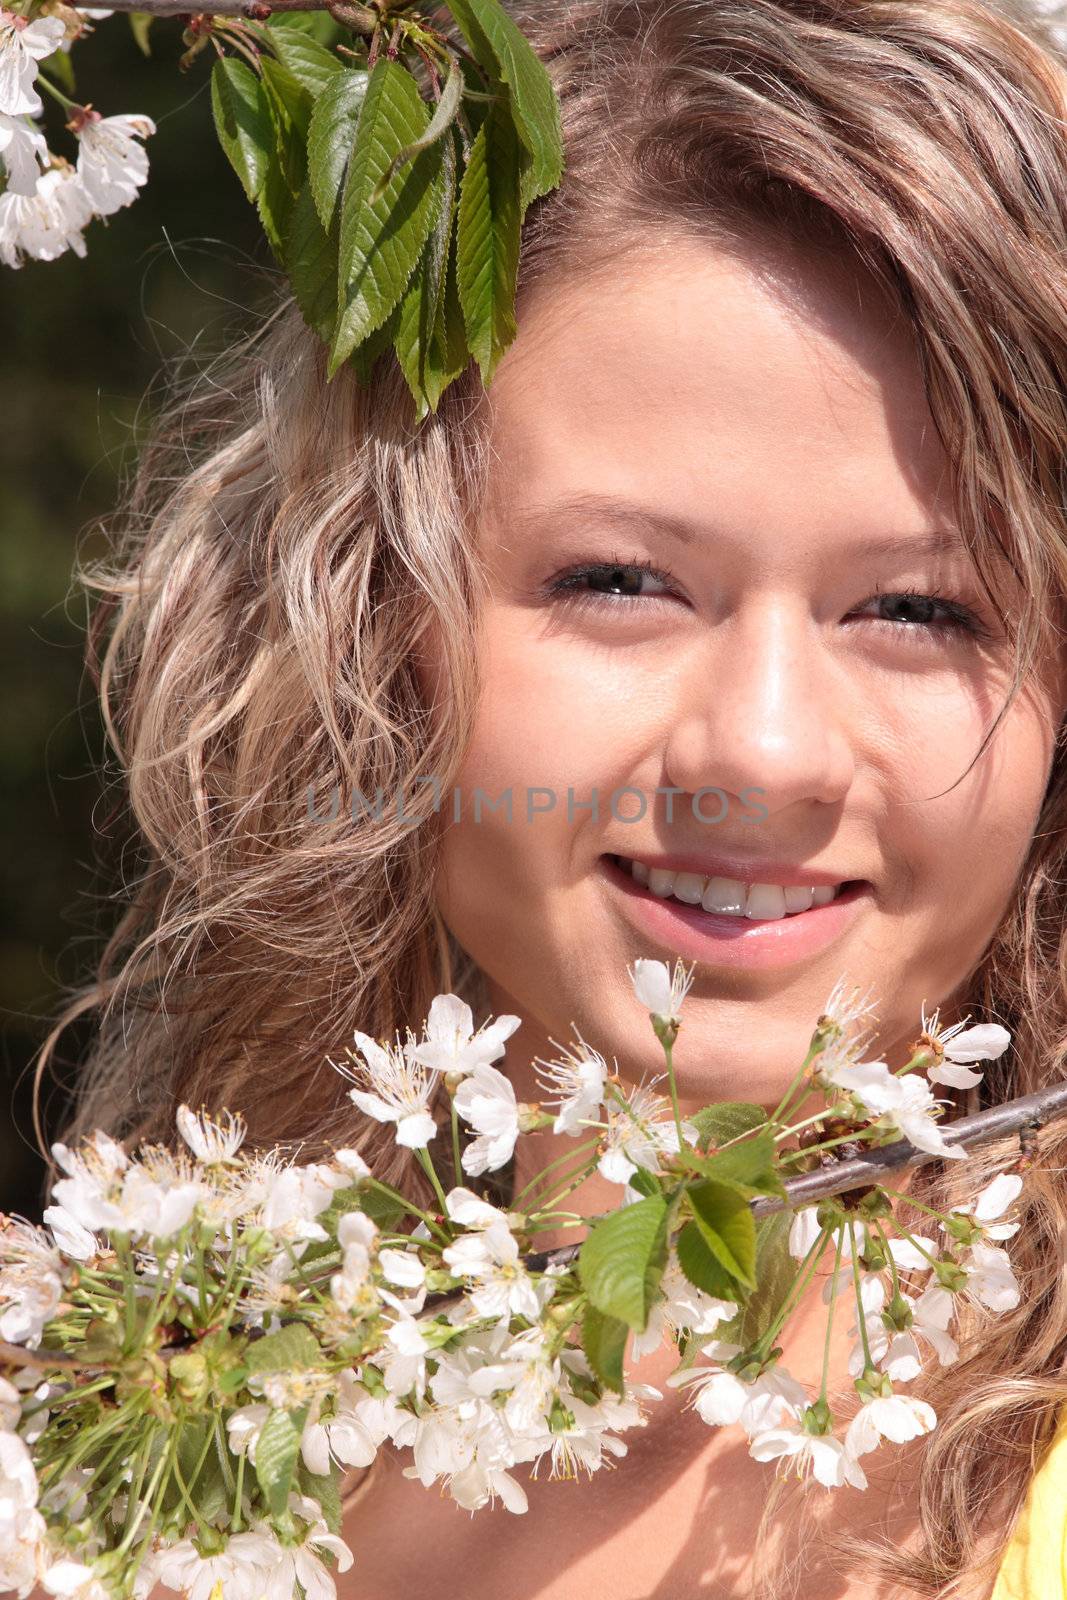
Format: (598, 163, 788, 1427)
(330, 59, 445, 377)
(269, 11, 343, 45)
(675, 1219, 744, 1302)
(258, 154, 298, 262)
(308, 67, 369, 232)
(687, 1180, 758, 1290)
(700, 1132, 786, 1201)
(582, 1304, 628, 1397)
(740, 1212, 796, 1344)
(370, 52, 464, 204)
(285, 179, 340, 343)
(455, 96, 521, 384)
(445, 0, 564, 204)
(268, 27, 344, 97)
(296, 1457, 343, 1533)
(719, 1212, 795, 1348)
(261, 55, 314, 151)
(211, 57, 274, 204)
(396, 126, 458, 418)
(245, 1322, 322, 1376)
(579, 1194, 669, 1332)
(689, 1102, 767, 1153)
(128, 12, 153, 55)
(349, 301, 402, 386)
(256, 1405, 308, 1518)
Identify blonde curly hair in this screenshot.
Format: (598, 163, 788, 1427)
(34, 1, 1067, 1591)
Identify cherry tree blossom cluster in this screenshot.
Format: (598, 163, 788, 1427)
(0, 956, 1026, 1599)
(0, 6, 153, 268)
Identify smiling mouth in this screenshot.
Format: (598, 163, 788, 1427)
(604, 853, 866, 922)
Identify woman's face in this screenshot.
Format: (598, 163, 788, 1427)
(429, 229, 1065, 1107)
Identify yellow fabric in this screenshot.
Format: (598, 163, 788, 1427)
(990, 1413, 1067, 1599)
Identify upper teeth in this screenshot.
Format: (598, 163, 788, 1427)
(619, 857, 842, 920)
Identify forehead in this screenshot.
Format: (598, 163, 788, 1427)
(478, 231, 953, 554)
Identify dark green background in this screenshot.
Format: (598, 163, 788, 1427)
(2, 15, 264, 1217)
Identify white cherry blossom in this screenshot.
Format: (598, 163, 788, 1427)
(258, 1495, 352, 1600)
(0, 111, 45, 194)
(749, 1422, 868, 1489)
(345, 1030, 438, 1148)
(0, 10, 65, 117)
(668, 1343, 807, 1435)
(628, 956, 695, 1022)
(454, 1063, 520, 1174)
(845, 1392, 936, 1457)
(175, 1104, 246, 1164)
(73, 110, 154, 215)
(919, 1001, 1011, 1090)
(534, 1032, 609, 1134)
(0, 1218, 64, 1347)
(144, 1529, 282, 1600)
(597, 1080, 696, 1185)
(631, 1261, 739, 1360)
(948, 1171, 1024, 1240)
(0, 164, 95, 267)
(827, 1059, 967, 1160)
(407, 992, 521, 1077)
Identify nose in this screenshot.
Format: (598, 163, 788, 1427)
(662, 594, 856, 818)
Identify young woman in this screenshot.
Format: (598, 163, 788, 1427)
(34, 0, 1067, 1594)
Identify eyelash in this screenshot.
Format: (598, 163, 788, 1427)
(544, 553, 991, 643)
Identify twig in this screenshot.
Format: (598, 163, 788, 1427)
(81, 0, 361, 15)
(517, 1076, 1067, 1277)
(749, 1076, 1067, 1217)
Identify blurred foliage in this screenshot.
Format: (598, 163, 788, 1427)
(0, 13, 266, 1217)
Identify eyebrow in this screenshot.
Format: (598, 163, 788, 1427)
(509, 490, 967, 561)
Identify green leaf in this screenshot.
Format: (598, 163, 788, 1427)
(687, 1180, 758, 1290)
(581, 1304, 629, 1397)
(626, 1167, 660, 1200)
(268, 27, 344, 97)
(675, 1219, 744, 1302)
(268, 11, 343, 46)
(211, 57, 274, 204)
(245, 1322, 323, 1377)
(285, 179, 340, 343)
(349, 303, 403, 385)
(396, 126, 459, 419)
(183, 1424, 229, 1523)
(719, 1212, 795, 1348)
(330, 59, 445, 377)
(578, 1195, 669, 1331)
(256, 1405, 308, 1518)
(308, 67, 369, 231)
(445, 0, 564, 205)
(261, 56, 314, 153)
(370, 52, 464, 204)
(128, 12, 153, 56)
(258, 156, 298, 262)
(701, 1132, 786, 1200)
(296, 1457, 343, 1534)
(689, 1102, 767, 1153)
(455, 95, 521, 383)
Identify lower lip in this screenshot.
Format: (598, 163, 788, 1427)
(600, 855, 872, 971)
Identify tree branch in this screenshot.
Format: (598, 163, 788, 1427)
(84, 0, 365, 16)
(519, 1076, 1067, 1275)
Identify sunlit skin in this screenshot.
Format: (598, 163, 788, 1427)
(341, 231, 1067, 1599)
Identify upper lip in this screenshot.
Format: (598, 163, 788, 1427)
(605, 850, 861, 889)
